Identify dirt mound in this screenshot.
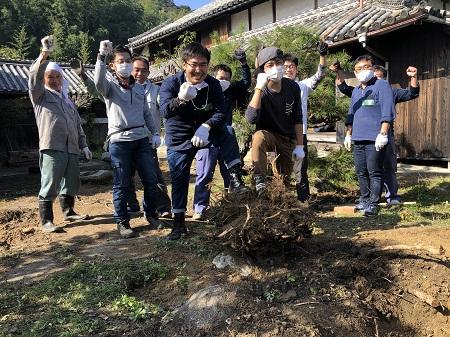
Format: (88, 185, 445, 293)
(210, 179, 313, 254)
(0, 208, 40, 251)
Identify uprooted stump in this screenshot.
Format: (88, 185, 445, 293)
(209, 178, 313, 254)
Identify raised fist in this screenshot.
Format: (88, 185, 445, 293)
(406, 66, 417, 78)
(234, 48, 247, 63)
(317, 41, 328, 56)
(41, 35, 54, 52)
(99, 40, 113, 57)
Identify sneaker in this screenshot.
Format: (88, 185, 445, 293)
(355, 201, 367, 212)
(159, 211, 172, 219)
(387, 198, 402, 206)
(254, 175, 267, 197)
(192, 212, 204, 221)
(117, 221, 138, 238)
(146, 216, 166, 230)
(364, 204, 379, 217)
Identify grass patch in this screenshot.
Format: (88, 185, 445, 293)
(0, 258, 169, 337)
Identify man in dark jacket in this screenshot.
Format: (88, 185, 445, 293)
(192, 49, 251, 220)
(159, 42, 248, 240)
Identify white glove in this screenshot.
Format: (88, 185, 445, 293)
(82, 147, 92, 161)
(41, 35, 54, 52)
(344, 135, 352, 151)
(293, 159, 302, 184)
(191, 123, 210, 147)
(99, 40, 113, 56)
(151, 134, 161, 149)
(255, 73, 269, 91)
(375, 133, 388, 151)
(292, 145, 305, 161)
(178, 82, 197, 102)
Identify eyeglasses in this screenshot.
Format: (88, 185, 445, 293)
(284, 64, 296, 70)
(186, 62, 209, 70)
(264, 58, 284, 69)
(354, 64, 373, 73)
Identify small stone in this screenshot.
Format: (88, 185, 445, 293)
(212, 253, 236, 269)
(21, 227, 35, 234)
(279, 289, 297, 302)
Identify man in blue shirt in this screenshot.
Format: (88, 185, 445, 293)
(331, 63, 419, 205)
(345, 55, 396, 216)
(192, 50, 251, 220)
(159, 42, 249, 240)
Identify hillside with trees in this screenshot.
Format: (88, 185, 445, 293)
(0, 0, 190, 62)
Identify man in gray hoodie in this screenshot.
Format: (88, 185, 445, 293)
(94, 41, 161, 238)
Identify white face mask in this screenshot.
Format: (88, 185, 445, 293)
(218, 79, 230, 92)
(116, 63, 132, 78)
(355, 69, 374, 83)
(267, 65, 285, 82)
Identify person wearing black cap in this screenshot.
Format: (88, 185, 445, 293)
(245, 47, 304, 196)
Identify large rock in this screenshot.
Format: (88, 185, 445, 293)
(168, 285, 236, 331)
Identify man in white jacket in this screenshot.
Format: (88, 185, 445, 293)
(283, 41, 328, 201)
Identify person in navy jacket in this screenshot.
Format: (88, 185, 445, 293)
(159, 42, 248, 240)
(331, 63, 419, 205)
(192, 50, 251, 220)
(344, 55, 396, 217)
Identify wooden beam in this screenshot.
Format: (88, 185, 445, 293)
(272, 0, 276, 23)
(248, 7, 252, 31)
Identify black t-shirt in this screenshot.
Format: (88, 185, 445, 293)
(257, 78, 302, 139)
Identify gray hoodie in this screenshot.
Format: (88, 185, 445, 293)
(94, 59, 157, 143)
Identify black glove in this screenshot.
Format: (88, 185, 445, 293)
(333, 60, 342, 70)
(317, 41, 328, 56)
(234, 48, 247, 63)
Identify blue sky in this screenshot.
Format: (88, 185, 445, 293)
(174, 0, 212, 10)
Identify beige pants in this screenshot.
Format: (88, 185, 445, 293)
(251, 130, 296, 179)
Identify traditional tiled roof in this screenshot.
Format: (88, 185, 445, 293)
(128, 0, 263, 49)
(0, 59, 95, 95)
(233, 0, 448, 45)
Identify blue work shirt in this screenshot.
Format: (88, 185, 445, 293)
(159, 71, 225, 151)
(346, 77, 395, 142)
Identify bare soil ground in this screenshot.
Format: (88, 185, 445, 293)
(0, 160, 449, 337)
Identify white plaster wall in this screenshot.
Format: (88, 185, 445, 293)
(231, 9, 249, 34)
(251, 0, 274, 30)
(276, 0, 314, 21)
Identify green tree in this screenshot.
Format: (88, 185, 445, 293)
(8, 26, 34, 59)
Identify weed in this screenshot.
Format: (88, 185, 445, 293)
(0, 258, 169, 337)
(286, 275, 297, 284)
(176, 275, 189, 293)
(264, 289, 281, 302)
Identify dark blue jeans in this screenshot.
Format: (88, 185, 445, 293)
(353, 141, 386, 205)
(193, 146, 230, 214)
(127, 149, 171, 213)
(167, 125, 240, 213)
(109, 138, 159, 223)
(383, 141, 398, 201)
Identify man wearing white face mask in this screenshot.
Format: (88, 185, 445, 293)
(245, 47, 304, 197)
(345, 54, 395, 217)
(29, 36, 92, 233)
(94, 43, 162, 238)
(192, 51, 251, 220)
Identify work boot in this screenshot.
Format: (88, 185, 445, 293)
(166, 212, 187, 241)
(59, 195, 89, 221)
(228, 165, 250, 194)
(296, 183, 309, 202)
(254, 175, 267, 197)
(39, 200, 61, 233)
(117, 221, 138, 239)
